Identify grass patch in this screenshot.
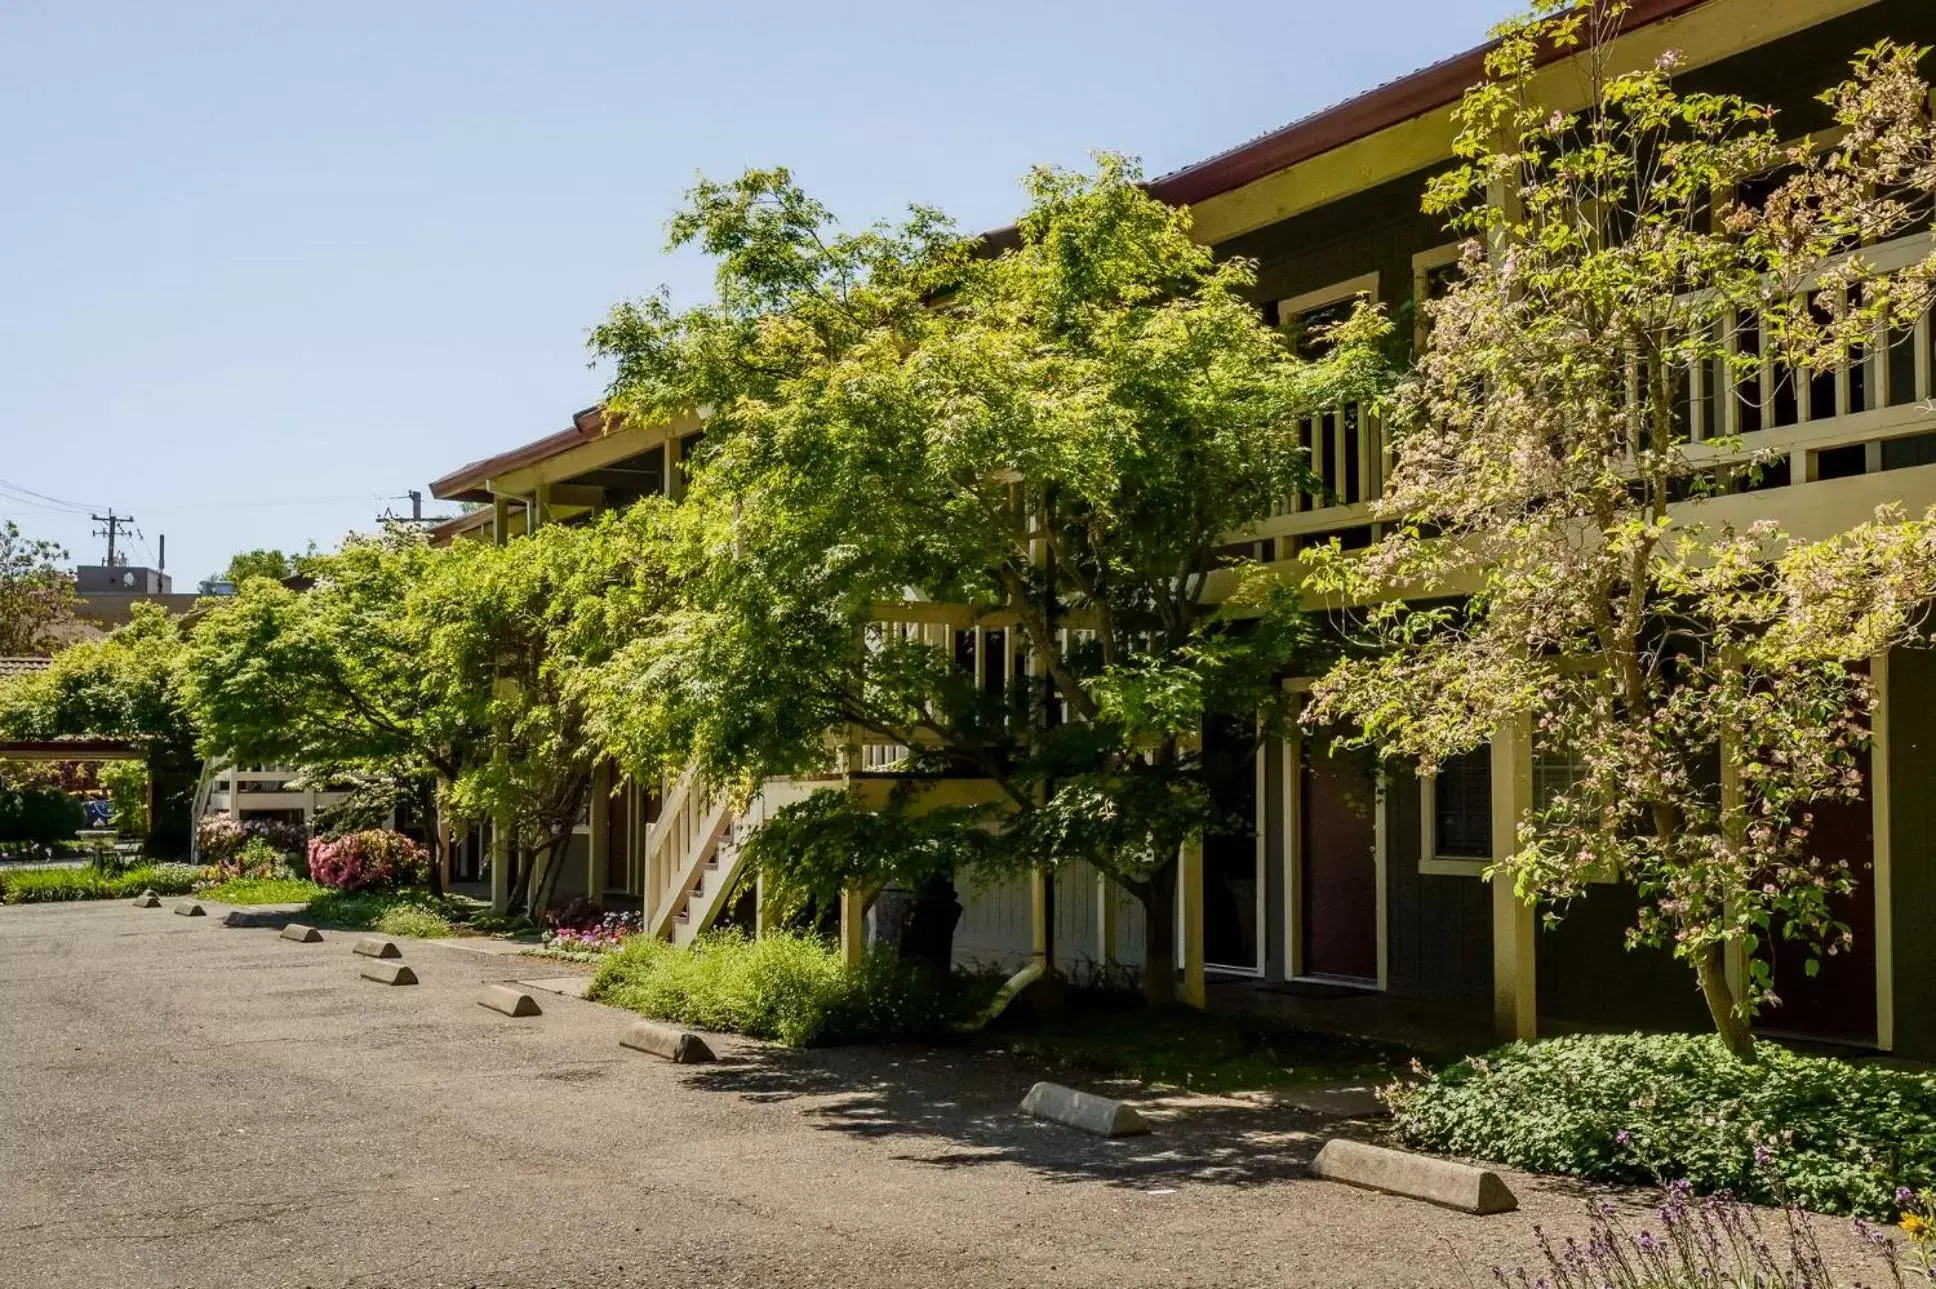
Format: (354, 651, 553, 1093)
(588, 930, 1000, 1047)
(989, 998, 1410, 1095)
(301, 888, 459, 938)
(1388, 1031, 1936, 1217)
(198, 876, 324, 905)
(0, 861, 203, 904)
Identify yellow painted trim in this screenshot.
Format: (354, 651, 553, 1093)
(1873, 650, 1894, 1051)
(839, 884, 866, 966)
(1180, 836, 1206, 1007)
(1281, 271, 1380, 318)
(1188, 0, 1884, 246)
(486, 411, 696, 499)
(1490, 713, 1537, 1041)
(1280, 708, 1304, 981)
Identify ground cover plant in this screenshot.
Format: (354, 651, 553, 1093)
(0, 861, 203, 903)
(587, 931, 1000, 1047)
(300, 888, 459, 938)
(1389, 1032, 1936, 1217)
(196, 876, 325, 905)
(989, 998, 1411, 1095)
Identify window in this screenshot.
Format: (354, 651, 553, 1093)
(1421, 745, 1491, 876)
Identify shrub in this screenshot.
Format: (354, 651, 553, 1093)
(216, 836, 288, 882)
(1388, 1032, 1936, 1217)
(587, 931, 988, 1047)
(306, 830, 427, 891)
(0, 861, 207, 904)
(98, 761, 149, 836)
(0, 787, 84, 845)
(197, 815, 308, 867)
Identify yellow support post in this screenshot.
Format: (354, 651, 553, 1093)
(1030, 869, 1049, 968)
(1490, 715, 1537, 1041)
(839, 884, 866, 967)
(1180, 837, 1206, 1009)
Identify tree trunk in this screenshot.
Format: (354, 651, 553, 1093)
(1137, 859, 1179, 1007)
(510, 843, 534, 914)
(526, 832, 569, 920)
(1695, 941, 1756, 1060)
(424, 779, 446, 898)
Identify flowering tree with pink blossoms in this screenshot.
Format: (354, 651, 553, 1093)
(1307, 3, 1936, 1057)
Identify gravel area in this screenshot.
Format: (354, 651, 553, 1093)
(0, 899, 1878, 1288)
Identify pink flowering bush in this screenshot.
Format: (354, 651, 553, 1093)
(305, 829, 427, 892)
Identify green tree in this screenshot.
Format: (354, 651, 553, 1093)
(99, 759, 150, 836)
(1306, 5, 1936, 1057)
(588, 158, 1378, 1002)
(0, 521, 77, 656)
(0, 603, 199, 855)
(179, 527, 479, 892)
(414, 521, 619, 917)
(220, 548, 298, 587)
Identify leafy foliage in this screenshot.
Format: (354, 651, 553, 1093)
(0, 521, 77, 656)
(588, 157, 1373, 999)
(98, 760, 148, 836)
(0, 784, 83, 844)
(0, 602, 199, 856)
(1308, 5, 1936, 1053)
(300, 887, 459, 938)
(1389, 1033, 1936, 1216)
(305, 829, 427, 891)
(587, 930, 998, 1047)
(0, 861, 203, 903)
(197, 875, 324, 905)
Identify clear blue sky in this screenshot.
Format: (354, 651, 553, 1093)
(1, 0, 1504, 586)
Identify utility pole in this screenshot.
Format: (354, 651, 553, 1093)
(90, 511, 133, 567)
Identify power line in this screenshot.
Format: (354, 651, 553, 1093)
(0, 476, 105, 515)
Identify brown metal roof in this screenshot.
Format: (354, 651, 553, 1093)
(1147, 0, 1711, 209)
(429, 405, 614, 501)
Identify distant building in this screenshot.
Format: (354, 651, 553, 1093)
(74, 564, 170, 595)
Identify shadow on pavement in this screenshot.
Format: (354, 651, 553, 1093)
(683, 1042, 1337, 1190)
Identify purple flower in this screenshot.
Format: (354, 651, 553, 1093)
(1616, 1130, 1632, 1147)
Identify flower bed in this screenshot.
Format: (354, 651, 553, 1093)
(532, 908, 642, 961)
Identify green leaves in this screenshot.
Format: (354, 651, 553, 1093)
(585, 156, 1355, 923)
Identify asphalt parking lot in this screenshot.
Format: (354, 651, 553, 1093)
(0, 899, 1824, 1288)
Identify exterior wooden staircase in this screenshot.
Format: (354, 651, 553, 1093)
(643, 772, 822, 945)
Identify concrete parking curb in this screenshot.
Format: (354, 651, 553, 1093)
(360, 961, 418, 986)
(131, 893, 160, 908)
(280, 923, 324, 943)
(172, 901, 205, 917)
(1309, 1139, 1517, 1214)
(477, 985, 542, 1017)
(619, 1020, 714, 1063)
(352, 937, 400, 959)
(1019, 1082, 1150, 1138)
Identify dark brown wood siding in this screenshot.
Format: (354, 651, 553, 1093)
(1217, 164, 1451, 345)
(1382, 772, 1492, 1006)
(1889, 645, 1936, 1061)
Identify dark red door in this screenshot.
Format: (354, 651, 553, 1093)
(1761, 744, 1876, 1045)
(606, 785, 630, 892)
(1301, 736, 1379, 982)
